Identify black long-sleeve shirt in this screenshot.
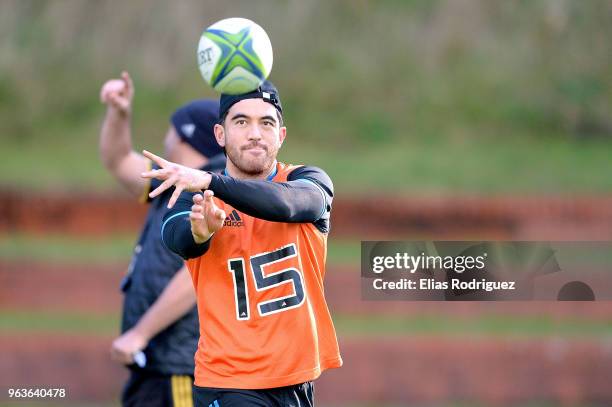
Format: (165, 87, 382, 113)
(121, 154, 225, 374)
(161, 165, 333, 260)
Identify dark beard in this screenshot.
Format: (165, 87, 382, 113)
(227, 147, 276, 176)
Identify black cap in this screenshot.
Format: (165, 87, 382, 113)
(218, 80, 283, 123)
(170, 99, 223, 158)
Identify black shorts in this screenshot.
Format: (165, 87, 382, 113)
(193, 382, 314, 407)
(122, 369, 194, 407)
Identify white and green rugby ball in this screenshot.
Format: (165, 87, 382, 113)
(197, 18, 273, 95)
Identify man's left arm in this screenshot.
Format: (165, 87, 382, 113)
(207, 166, 333, 226)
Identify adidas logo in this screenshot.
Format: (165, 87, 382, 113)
(181, 123, 196, 138)
(224, 210, 244, 227)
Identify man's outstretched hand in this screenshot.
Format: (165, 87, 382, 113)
(190, 191, 226, 243)
(140, 150, 212, 208)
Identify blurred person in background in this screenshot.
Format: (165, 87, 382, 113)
(99, 71, 225, 407)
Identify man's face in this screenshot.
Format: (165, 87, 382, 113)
(214, 98, 286, 176)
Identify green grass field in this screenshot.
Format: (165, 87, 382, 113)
(2, 310, 610, 339)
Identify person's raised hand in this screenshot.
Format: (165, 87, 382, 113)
(100, 71, 134, 115)
(140, 150, 212, 208)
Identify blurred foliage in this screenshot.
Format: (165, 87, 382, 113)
(1, 0, 611, 192)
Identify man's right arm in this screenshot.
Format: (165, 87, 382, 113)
(99, 71, 149, 199)
(161, 192, 214, 260)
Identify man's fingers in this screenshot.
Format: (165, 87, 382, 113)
(141, 167, 175, 180)
(115, 95, 129, 112)
(202, 190, 225, 221)
(108, 92, 121, 107)
(193, 194, 204, 204)
(192, 194, 204, 211)
(110, 345, 132, 365)
(100, 79, 125, 103)
(216, 209, 226, 220)
(142, 150, 168, 168)
(204, 190, 215, 206)
(190, 212, 204, 221)
(140, 168, 166, 179)
(122, 71, 134, 94)
(109, 93, 128, 112)
(203, 191, 216, 213)
(149, 175, 177, 199)
(167, 185, 185, 209)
